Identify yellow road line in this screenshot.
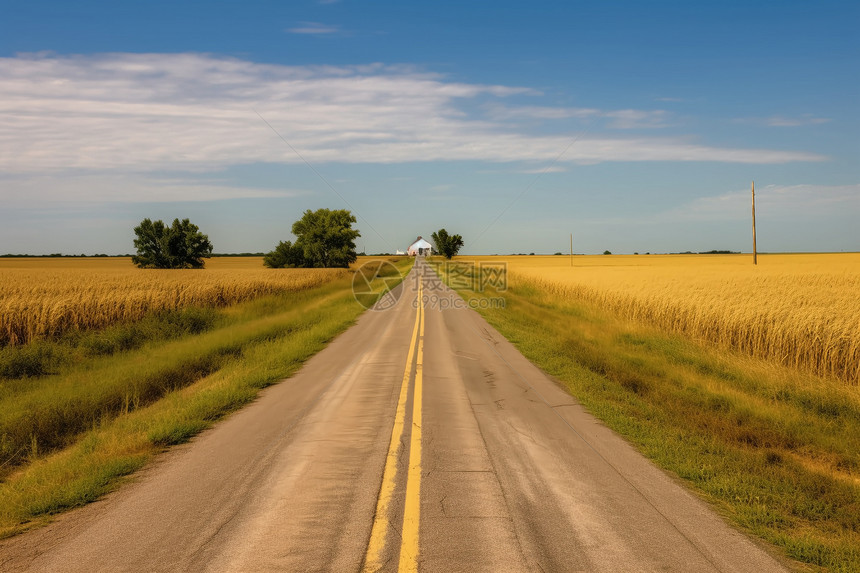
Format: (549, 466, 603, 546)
(399, 278, 424, 572)
(363, 278, 422, 572)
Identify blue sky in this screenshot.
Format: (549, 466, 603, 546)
(1, 0, 857, 255)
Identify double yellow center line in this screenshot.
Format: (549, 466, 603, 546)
(363, 277, 424, 573)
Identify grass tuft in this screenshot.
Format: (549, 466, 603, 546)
(0, 342, 61, 378)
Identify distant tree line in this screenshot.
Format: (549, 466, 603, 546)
(1, 253, 271, 258)
(0, 253, 115, 258)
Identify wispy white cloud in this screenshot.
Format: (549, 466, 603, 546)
(516, 166, 568, 174)
(487, 104, 671, 128)
(733, 114, 831, 127)
(2, 173, 308, 206)
(0, 51, 827, 197)
(286, 22, 340, 35)
(661, 184, 860, 222)
(488, 105, 598, 120)
(765, 116, 831, 127)
(604, 109, 671, 129)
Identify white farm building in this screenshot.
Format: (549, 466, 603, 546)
(407, 236, 433, 256)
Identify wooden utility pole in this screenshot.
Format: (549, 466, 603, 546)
(570, 233, 573, 267)
(751, 181, 757, 265)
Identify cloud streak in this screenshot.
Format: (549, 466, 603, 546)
(0, 52, 826, 190)
(733, 114, 832, 127)
(1, 173, 308, 207)
(487, 104, 672, 129)
(286, 22, 340, 35)
(661, 184, 860, 222)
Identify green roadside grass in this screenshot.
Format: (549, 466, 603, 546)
(0, 258, 413, 538)
(0, 306, 223, 380)
(438, 266, 859, 573)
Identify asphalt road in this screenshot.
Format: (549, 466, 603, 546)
(0, 260, 792, 572)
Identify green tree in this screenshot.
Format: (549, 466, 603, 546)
(291, 208, 360, 268)
(132, 218, 213, 269)
(431, 229, 464, 260)
(263, 240, 305, 268)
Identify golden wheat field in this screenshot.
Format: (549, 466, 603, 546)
(460, 253, 860, 385)
(0, 257, 348, 346)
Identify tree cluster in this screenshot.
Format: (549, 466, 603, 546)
(431, 229, 464, 260)
(132, 218, 213, 269)
(264, 208, 361, 268)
